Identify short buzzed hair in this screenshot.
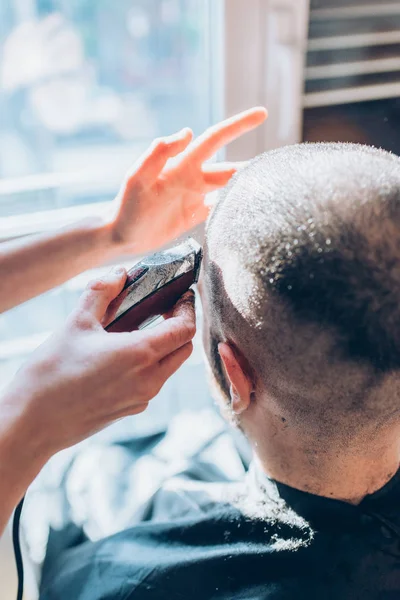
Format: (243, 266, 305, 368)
(204, 143, 400, 430)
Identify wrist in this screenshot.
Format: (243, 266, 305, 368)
(0, 393, 48, 534)
(0, 388, 51, 481)
(87, 215, 124, 261)
(0, 389, 48, 534)
(0, 392, 50, 517)
(100, 214, 134, 259)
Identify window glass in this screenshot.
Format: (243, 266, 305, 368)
(0, 0, 214, 216)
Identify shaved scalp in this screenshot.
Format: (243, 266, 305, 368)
(204, 143, 400, 434)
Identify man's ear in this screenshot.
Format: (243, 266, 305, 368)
(218, 343, 254, 415)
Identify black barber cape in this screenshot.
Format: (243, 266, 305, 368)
(39, 462, 400, 600)
(30, 410, 400, 600)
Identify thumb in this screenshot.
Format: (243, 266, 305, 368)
(78, 266, 127, 323)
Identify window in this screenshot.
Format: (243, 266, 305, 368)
(0, 0, 216, 216)
(0, 0, 224, 426)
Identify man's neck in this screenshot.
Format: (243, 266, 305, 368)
(250, 412, 400, 505)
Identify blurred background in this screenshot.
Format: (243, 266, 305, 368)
(1, 0, 400, 424)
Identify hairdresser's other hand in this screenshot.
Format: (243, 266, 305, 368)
(110, 107, 267, 254)
(1, 268, 195, 459)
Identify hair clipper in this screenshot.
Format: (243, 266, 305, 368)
(105, 238, 202, 332)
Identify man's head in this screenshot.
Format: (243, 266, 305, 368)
(200, 143, 400, 451)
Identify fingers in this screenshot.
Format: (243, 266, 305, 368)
(188, 107, 268, 162)
(101, 288, 127, 328)
(202, 161, 251, 190)
(138, 290, 196, 360)
(78, 267, 127, 323)
(126, 128, 193, 191)
(158, 341, 193, 379)
(202, 164, 237, 189)
(205, 160, 249, 172)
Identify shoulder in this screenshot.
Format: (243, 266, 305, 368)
(150, 476, 244, 520)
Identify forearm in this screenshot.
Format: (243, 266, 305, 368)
(0, 217, 122, 313)
(0, 391, 49, 536)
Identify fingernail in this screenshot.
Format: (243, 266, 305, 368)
(112, 266, 125, 275)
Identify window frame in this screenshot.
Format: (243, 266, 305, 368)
(222, 0, 310, 157)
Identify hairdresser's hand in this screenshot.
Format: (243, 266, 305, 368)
(1, 268, 195, 459)
(110, 107, 267, 254)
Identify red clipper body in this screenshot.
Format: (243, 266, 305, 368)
(106, 238, 202, 332)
